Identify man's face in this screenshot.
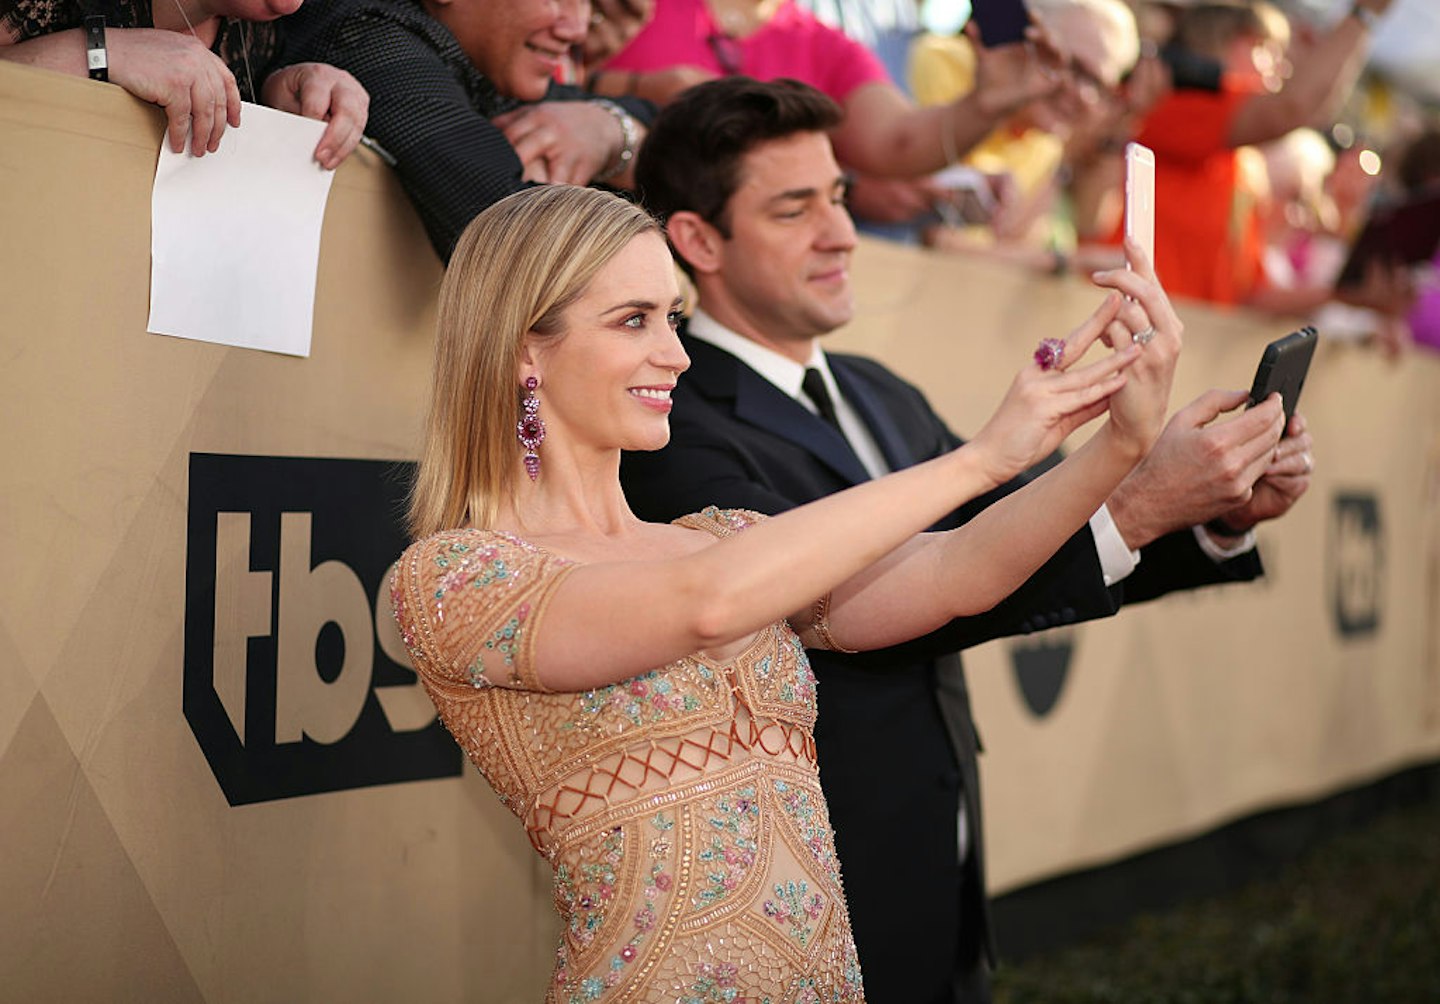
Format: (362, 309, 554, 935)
(704, 132, 858, 360)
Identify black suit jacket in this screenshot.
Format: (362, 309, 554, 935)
(621, 333, 1263, 1003)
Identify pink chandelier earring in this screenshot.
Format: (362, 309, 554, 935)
(516, 376, 545, 481)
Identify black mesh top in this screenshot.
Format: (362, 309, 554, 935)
(1, 0, 280, 101)
(280, 0, 654, 262)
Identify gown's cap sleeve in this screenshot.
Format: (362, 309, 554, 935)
(391, 529, 575, 693)
(672, 506, 769, 538)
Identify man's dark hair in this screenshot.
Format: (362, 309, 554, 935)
(635, 76, 843, 240)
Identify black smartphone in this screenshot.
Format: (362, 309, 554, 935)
(1247, 326, 1318, 426)
(970, 0, 1031, 47)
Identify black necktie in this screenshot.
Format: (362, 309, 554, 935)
(801, 367, 843, 432)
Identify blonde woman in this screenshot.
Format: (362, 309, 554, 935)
(391, 184, 1178, 999)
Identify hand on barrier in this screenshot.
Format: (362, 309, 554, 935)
(108, 27, 241, 157)
(261, 62, 370, 170)
(494, 101, 641, 186)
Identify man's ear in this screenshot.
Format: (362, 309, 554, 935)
(666, 211, 725, 276)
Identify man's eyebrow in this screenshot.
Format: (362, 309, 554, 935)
(765, 187, 820, 206)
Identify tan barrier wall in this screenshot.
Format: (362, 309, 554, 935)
(4, 63, 1438, 1002)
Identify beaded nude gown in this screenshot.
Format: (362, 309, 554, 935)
(391, 508, 866, 1003)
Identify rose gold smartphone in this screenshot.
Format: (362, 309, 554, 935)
(1124, 141, 1156, 269)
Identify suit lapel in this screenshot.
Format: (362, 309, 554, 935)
(831, 358, 917, 472)
(682, 335, 872, 486)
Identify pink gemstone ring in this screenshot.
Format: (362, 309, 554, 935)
(1034, 338, 1066, 371)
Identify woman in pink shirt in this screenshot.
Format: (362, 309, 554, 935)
(594, 0, 1060, 180)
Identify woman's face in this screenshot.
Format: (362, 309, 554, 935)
(525, 232, 690, 457)
(440, 0, 589, 102)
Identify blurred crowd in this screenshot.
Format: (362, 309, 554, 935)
(6, 0, 1435, 352)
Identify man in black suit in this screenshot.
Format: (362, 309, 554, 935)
(621, 78, 1314, 1004)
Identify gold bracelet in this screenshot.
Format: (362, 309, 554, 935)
(809, 592, 857, 653)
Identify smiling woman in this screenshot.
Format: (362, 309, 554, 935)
(279, 0, 656, 262)
(389, 182, 1176, 999)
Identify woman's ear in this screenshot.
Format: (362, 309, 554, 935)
(666, 211, 724, 275)
(517, 335, 540, 385)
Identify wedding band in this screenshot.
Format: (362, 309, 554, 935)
(1034, 338, 1066, 371)
(1132, 326, 1156, 345)
(1302, 452, 1314, 474)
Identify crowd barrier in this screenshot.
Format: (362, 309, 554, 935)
(4, 62, 1438, 1001)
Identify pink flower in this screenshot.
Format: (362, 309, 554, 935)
(654, 872, 672, 891)
(620, 945, 637, 962)
(630, 679, 649, 696)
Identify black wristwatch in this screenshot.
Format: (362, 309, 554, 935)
(84, 15, 108, 82)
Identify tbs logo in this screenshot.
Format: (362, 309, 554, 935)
(184, 454, 460, 805)
(1330, 492, 1383, 639)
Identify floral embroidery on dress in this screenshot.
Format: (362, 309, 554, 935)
(553, 814, 679, 1003)
(696, 505, 764, 534)
(780, 633, 817, 705)
(554, 827, 624, 957)
(462, 607, 529, 686)
(569, 670, 704, 730)
(762, 880, 826, 947)
(773, 779, 842, 888)
(680, 961, 772, 1004)
(692, 786, 760, 910)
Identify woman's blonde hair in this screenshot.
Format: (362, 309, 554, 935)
(407, 185, 660, 537)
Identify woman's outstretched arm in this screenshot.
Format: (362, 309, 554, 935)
(809, 242, 1187, 652)
(523, 290, 1138, 691)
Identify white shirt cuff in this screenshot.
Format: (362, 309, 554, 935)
(1193, 523, 1257, 561)
(1091, 505, 1140, 586)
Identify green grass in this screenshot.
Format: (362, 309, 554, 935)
(994, 798, 1440, 1004)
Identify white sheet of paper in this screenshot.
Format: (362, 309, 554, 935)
(148, 102, 336, 357)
